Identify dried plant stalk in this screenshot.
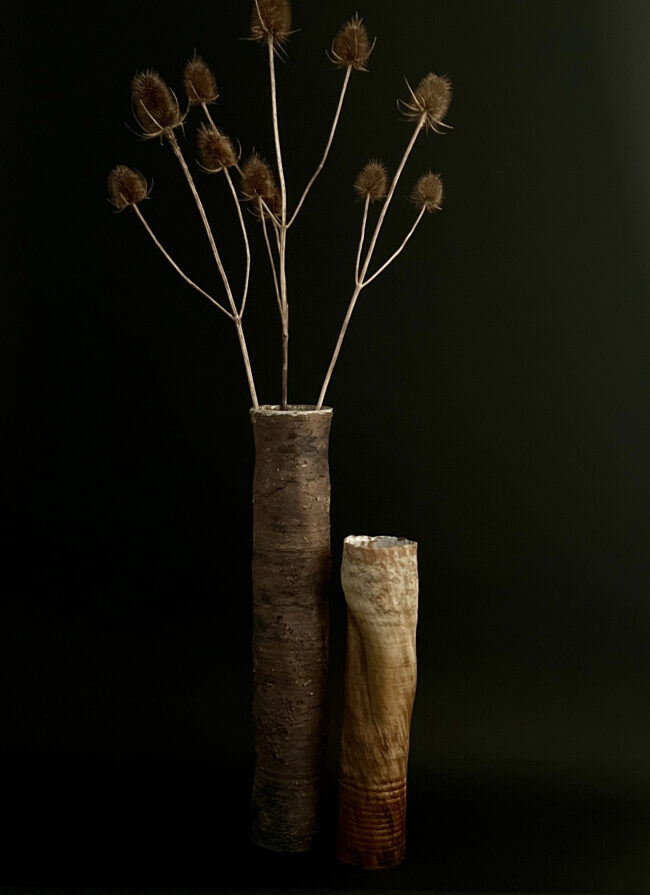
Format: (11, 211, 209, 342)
(288, 66, 352, 227)
(337, 536, 418, 868)
(111, 11, 451, 416)
(317, 116, 426, 409)
(133, 205, 233, 319)
(266, 40, 290, 409)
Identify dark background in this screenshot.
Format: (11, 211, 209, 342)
(3, 0, 649, 892)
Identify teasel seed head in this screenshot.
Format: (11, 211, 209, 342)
(197, 124, 238, 171)
(240, 151, 278, 203)
(354, 159, 388, 203)
(107, 165, 149, 211)
(329, 14, 374, 72)
(411, 171, 444, 213)
(399, 72, 452, 133)
(184, 55, 218, 106)
(131, 69, 183, 138)
(251, 0, 292, 48)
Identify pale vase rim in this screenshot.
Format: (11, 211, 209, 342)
(344, 535, 417, 550)
(250, 404, 333, 417)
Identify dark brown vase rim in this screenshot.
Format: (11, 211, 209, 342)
(250, 404, 333, 416)
(344, 535, 417, 550)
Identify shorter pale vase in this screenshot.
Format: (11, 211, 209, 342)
(336, 535, 419, 869)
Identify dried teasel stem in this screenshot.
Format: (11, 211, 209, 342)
(363, 205, 426, 287)
(132, 205, 233, 320)
(359, 115, 426, 283)
(316, 115, 427, 410)
(167, 131, 259, 408)
(223, 167, 252, 317)
(199, 102, 222, 141)
(260, 197, 282, 235)
(167, 132, 237, 311)
(267, 38, 289, 410)
(355, 195, 370, 286)
(361, 172, 441, 285)
(260, 198, 283, 317)
(288, 65, 352, 228)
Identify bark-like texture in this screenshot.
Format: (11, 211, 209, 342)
(250, 405, 333, 852)
(337, 535, 419, 869)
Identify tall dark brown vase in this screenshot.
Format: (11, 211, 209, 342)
(250, 405, 333, 852)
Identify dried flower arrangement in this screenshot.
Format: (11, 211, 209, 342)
(108, 0, 451, 412)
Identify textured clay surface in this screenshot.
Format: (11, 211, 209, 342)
(337, 536, 418, 869)
(250, 406, 332, 852)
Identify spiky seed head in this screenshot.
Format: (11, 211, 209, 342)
(197, 124, 238, 171)
(131, 69, 182, 137)
(411, 171, 444, 212)
(240, 151, 278, 202)
(251, 0, 292, 47)
(354, 159, 388, 203)
(184, 55, 218, 106)
(330, 14, 373, 71)
(400, 73, 452, 133)
(107, 165, 149, 210)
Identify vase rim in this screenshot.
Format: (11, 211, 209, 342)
(344, 535, 417, 550)
(251, 404, 333, 416)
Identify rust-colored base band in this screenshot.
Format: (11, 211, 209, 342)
(336, 776, 407, 869)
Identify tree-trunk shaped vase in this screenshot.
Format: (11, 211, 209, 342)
(250, 405, 333, 852)
(337, 535, 418, 868)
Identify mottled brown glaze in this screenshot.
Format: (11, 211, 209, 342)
(337, 535, 418, 869)
(250, 405, 333, 852)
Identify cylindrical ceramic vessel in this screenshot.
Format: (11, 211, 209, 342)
(337, 535, 419, 869)
(250, 405, 333, 852)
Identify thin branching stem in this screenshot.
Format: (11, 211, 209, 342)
(167, 131, 259, 408)
(201, 102, 217, 130)
(260, 199, 283, 317)
(316, 115, 426, 410)
(355, 196, 370, 286)
(358, 114, 426, 283)
(260, 197, 282, 236)
(362, 206, 426, 287)
(268, 38, 289, 409)
(288, 65, 352, 229)
(316, 282, 362, 410)
(224, 168, 251, 317)
(133, 204, 233, 319)
(167, 132, 237, 313)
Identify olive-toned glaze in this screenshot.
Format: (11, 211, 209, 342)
(337, 535, 418, 869)
(250, 406, 333, 852)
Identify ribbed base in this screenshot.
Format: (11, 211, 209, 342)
(336, 776, 407, 869)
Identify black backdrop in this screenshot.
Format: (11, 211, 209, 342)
(3, 0, 650, 892)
